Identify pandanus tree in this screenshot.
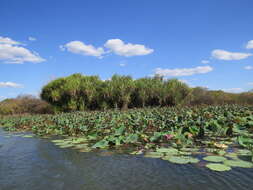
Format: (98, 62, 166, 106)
(41, 77, 66, 111)
(62, 73, 83, 111)
(133, 78, 153, 107)
(163, 79, 191, 106)
(41, 73, 247, 112)
(105, 75, 135, 110)
(79, 75, 102, 110)
(133, 76, 164, 107)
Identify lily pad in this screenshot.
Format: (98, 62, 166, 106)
(203, 156, 227, 162)
(178, 151, 192, 156)
(71, 138, 88, 144)
(144, 151, 163, 158)
(218, 150, 226, 156)
(58, 144, 74, 148)
(237, 149, 252, 156)
(165, 156, 199, 164)
(54, 141, 73, 146)
(73, 144, 89, 149)
(156, 147, 178, 155)
(180, 147, 199, 152)
(225, 152, 238, 159)
(224, 159, 253, 168)
(130, 150, 143, 155)
(51, 139, 66, 143)
(206, 163, 231, 172)
(78, 148, 92, 152)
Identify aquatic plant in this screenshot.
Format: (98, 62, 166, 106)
(1, 105, 253, 171)
(206, 163, 231, 172)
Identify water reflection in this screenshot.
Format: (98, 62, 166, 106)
(0, 128, 253, 190)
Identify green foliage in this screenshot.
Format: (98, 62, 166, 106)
(224, 159, 253, 168)
(1, 105, 253, 150)
(203, 156, 227, 162)
(40, 73, 253, 113)
(165, 156, 199, 164)
(206, 163, 231, 172)
(40, 74, 193, 111)
(2, 105, 253, 172)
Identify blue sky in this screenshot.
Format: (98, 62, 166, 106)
(1, 0, 253, 100)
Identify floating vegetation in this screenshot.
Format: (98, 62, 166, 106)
(156, 147, 178, 155)
(203, 156, 227, 163)
(144, 151, 164, 158)
(1, 105, 253, 172)
(78, 148, 92, 153)
(223, 159, 253, 168)
(225, 152, 238, 159)
(164, 156, 199, 164)
(217, 150, 226, 156)
(206, 163, 231, 172)
(237, 149, 252, 156)
(130, 150, 143, 155)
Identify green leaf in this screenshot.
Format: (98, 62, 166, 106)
(224, 159, 253, 168)
(156, 147, 178, 155)
(165, 156, 199, 164)
(114, 126, 125, 136)
(150, 132, 162, 142)
(92, 140, 109, 149)
(203, 156, 227, 162)
(206, 163, 231, 172)
(237, 149, 252, 156)
(225, 152, 238, 159)
(125, 134, 138, 143)
(144, 151, 163, 158)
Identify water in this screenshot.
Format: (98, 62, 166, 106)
(0, 128, 253, 190)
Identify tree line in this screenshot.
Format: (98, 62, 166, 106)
(1, 73, 252, 115)
(39, 73, 253, 112)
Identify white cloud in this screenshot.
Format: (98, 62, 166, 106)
(28, 36, 36, 41)
(0, 36, 20, 45)
(212, 49, 252, 60)
(0, 82, 23, 88)
(119, 63, 126, 67)
(247, 82, 253, 86)
(154, 66, 213, 77)
(60, 41, 105, 57)
(246, 40, 253, 49)
(0, 44, 45, 64)
(104, 39, 154, 57)
(244, 66, 253, 70)
(0, 36, 45, 64)
(201, 60, 209, 64)
(222, 88, 244, 93)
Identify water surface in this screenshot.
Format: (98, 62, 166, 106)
(0, 128, 253, 190)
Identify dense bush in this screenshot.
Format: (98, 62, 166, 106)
(40, 73, 253, 112)
(0, 95, 53, 115)
(40, 74, 191, 112)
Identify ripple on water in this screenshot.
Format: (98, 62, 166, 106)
(1, 129, 253, 190)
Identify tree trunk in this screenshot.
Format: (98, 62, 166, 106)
(122, 101, 128, 110)
(114, 103, 118, 110)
